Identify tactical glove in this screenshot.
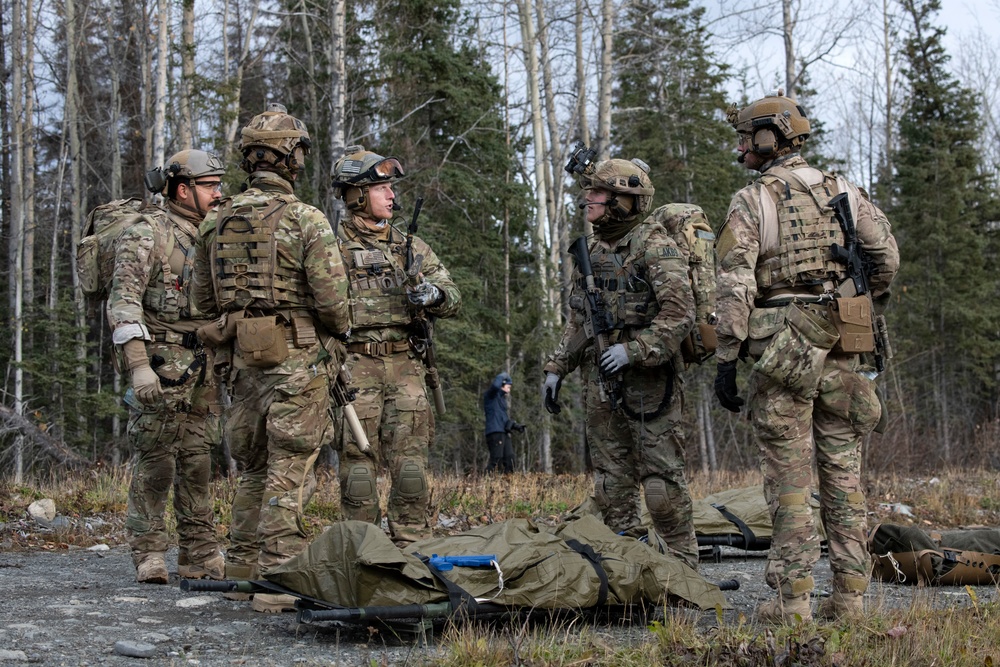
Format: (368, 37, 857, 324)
(714, 359, 744, 413)
(543, 372, 562, 414)
(123, 339, 163, 406)
(599, 343, 630, 375)
(407, 282, 443, 307)
(512, 422, 527, 433)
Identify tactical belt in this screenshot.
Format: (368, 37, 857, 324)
(347, 341, 411, 357)
(151, 331, 202, 349)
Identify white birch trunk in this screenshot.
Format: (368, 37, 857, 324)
(180, 0, 195, 148)
(327, 0, 347, 222)
(516, 0, 553, 473)
(597, 0, 613, 158)
(152, 0, 169, 168)
(9, 0, 26, 482)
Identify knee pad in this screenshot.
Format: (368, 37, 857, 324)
(344, 463, 377, 506)
(396, 459, 426, 501)
(644, 477, 670, 519)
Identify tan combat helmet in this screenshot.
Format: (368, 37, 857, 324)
(145, 149, 225, 195)
(727, 91, 811, 158)
(580, 157, 655, 219)
(331, 145, 405, 211)
(238, 103, 311, 179)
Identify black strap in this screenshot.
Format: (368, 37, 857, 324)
(710, 503, 759, 550)
(563, 539, 609, 607)
(414, 553, 480, 618)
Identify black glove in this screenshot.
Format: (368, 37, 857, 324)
(512, 422, 527, 433)
(714, 359, 744, 413)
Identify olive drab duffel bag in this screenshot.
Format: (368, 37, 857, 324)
(869, 523, 1000, 586)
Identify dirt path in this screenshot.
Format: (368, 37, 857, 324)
(2, 543, 996, 666)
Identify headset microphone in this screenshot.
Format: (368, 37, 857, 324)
(392, 202, 402, 211)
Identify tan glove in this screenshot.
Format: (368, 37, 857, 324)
(122, 339, 162, 406)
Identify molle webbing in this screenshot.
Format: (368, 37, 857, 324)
(755, 168, 847, 290)
(342, 239, 410, 328)
(588, 248, 655, 329)
(212, 197, 309, 310)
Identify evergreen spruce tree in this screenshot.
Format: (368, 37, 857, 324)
(886, 0, 1000, 457)
(610, 0, 743, 228)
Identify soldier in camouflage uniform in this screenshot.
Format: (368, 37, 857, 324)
(331, 146, 461, 545)
(191, 104, 352, 613)
(714, 93, 899, 623)
(107, 149, 226, 585)
(542, 157, 699, 569)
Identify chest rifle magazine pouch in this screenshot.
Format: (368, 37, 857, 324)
(753, 303, 839, 399)
(236, 315, 289, 368)
(829, 296, 875, 353)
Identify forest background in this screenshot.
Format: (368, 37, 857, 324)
(2, 0, 999, 483)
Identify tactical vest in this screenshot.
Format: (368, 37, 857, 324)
(339, 233, 411, 329)
(141, 219, 200, 322)
(755, 166, 849, 292)
(576, 228, 658, 331)
(210, 196, 310, 312)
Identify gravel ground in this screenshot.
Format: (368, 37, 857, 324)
(3, 539, 998, 666)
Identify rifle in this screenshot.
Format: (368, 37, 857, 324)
(828, 193, 891, 373)
(568, 235, 623, 409)
(329, 363, 371, 453)
(404, 197, 446, 416)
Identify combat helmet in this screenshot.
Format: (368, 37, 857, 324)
(238, 103, 311, 180)
(332, 145, 405, 211)
(727, 91, 811, 158)
(580, 158, 655, 219)
(144, 149, 225, 196)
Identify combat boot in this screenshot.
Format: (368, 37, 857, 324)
(223, 562, 257, 601)
(178, 552, 225, 580)
(756, 576, 814, 624)
(818, 575, 867, 621)
(251, 593, 297, 613)
(135, 554, 169, 585)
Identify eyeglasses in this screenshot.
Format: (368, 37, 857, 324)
(194, 180, 223, 193)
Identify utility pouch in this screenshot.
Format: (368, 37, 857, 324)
(291, 316, 317, 349)
(236, 316, 289, 368)
(680, 322, 718, 364)
(829, 296, 875, 353)
(746, 307, 786, 359)
(753, 303, 839, 398)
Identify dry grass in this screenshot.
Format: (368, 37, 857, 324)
(3, 466, 1000, 665)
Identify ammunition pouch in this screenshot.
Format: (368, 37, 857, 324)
(236, 316, 289, 368)
(828, 296, 875, 354)
(752, 303, 839, 398)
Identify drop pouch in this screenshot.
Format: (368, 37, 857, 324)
(752, 303, 839, 398)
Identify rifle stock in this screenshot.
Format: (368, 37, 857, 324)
(330, 364, 370, 453)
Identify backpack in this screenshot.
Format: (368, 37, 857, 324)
(643, 203, 718, 364)
(76, 198, 150, 301)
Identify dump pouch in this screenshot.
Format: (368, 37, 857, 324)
(828, 296, 875, 353)
(753, 303, 839, 398)
(236, 315, 289, 368)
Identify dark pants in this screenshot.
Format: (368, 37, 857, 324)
(485, 432, 514, 474)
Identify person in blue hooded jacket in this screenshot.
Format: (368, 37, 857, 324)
(483, 372, 525, 474)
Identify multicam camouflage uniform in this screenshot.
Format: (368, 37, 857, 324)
(544, 220, 699, 569)
(715, 152, 899, 605)
(336, 216, 460, 544)
(108, 199, 222, 573)
(191, 170, 351, 576)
